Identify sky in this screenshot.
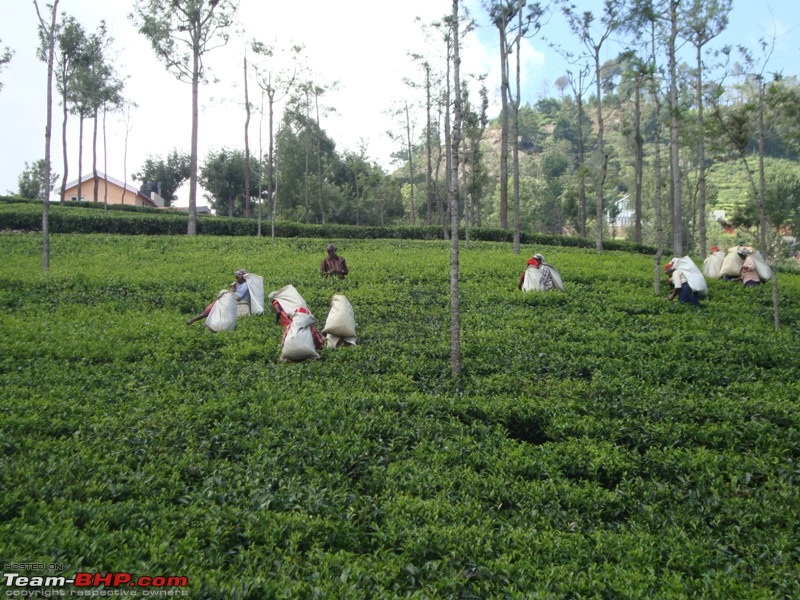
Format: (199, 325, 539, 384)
(1, 0, 799, 207)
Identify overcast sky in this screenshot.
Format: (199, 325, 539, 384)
(1, 0, 798, 206)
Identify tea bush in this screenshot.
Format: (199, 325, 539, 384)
(0, 233, 798, 598)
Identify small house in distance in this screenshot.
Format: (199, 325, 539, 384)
(61, 172, 166, 208)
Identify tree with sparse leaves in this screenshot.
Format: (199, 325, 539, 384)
(0, 39, 13, 92)
(563, 0, 628, 252)
(17, 159, 58, 200)
(448, 0, 464, 378)
(33, 0, 60, 272)
(131, 0, 238, 235)
(54, 15, 87, 203)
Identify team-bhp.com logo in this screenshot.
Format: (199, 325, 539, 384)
(3, 570, 189, 597)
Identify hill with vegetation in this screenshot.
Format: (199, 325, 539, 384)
(2, 233, 798, 597)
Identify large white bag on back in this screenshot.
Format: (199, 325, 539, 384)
(205, 290, 237, 332)
(323, 295, 357, 338)
(280, 312, 320, 362)
(670, 256, 708, 297)
(751, 251, 772, 281)
(720, 247, 744, 278)
(268, 284, 310, 316)
(702, 250, 725, 279)
(547, 266, 566, 291)
(323, 294, 357, 348)
(520, 266, 543, 292)
(244, 273, 265, 315)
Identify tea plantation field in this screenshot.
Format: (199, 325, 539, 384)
(1, 233, 798, 598)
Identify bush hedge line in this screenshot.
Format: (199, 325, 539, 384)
(0, 195, 657, 254)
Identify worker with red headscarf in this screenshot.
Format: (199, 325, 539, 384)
(518, 253, 564, 292)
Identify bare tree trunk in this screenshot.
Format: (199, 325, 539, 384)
(315, 89, 325, 225)
(425, 63, 433, 225)
(512, 0, 522, 255)
(257, 90, 264, 237)
(498, 24, 509, 229)
(756, 81, 780, 329)
(462, 139, 470, 247)
(634, 80, 643, 244)
(668, 0, 682, 256)
(443, 39, 452, 240)
(243, 55, 252, 219)
(354, 161, 361, 226)
(103, 106, 108, 209)
(696, 43, 707, 256)
(449, 0, 462, 378)
(405, 100, 415, 226)
(77, 116, 84, 201)
(122, 103, 130, 205)
(60, 81, 69, 203)
(187, 38, 200, 236)
(303, 89, 310, 223)
(593, 48, 606, 252)
(92, 107, 99, 202)
(651, 23, 665, 295)
(572, 69, 588, 237)
(269, 91, 276, 238)
(757, 82, 768, 253)
(35, 0, 59, 271)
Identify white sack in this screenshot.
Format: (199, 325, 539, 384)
(205, 290, 237, 332)
(720, 247, 744, 278)
(325, 334, 358, 349)
(244, 273, 265, 315)
(323, 294, 357, 339)
(520, 266, 543, 292)
(670, 256, 708, 297)
(547, 266, 566, 292)
(268, 284, 310, 316)
(702, 251, 725, 279)
(280, 312, 320, 362)
(751, 251, 772, 281)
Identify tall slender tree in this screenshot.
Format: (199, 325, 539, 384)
(54, 16, 86, 203)
(407, 52, 438, 226)
(508, 0, 545, 254)
(485, 0, 517, 229)
(666, 0, 683, 256)
(567, 66, 590, 237)
(33, 0, 59, 271)
(564, 0, 627, 251)
(251, 41, 301, 237)
(449, 0, 464, 378)
(680, 0, 732, 257)
(131, 0, 238, 235)
(242, 53, 252, 219)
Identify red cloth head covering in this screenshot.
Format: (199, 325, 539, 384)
(664, 263, 674, 272)
(527, 257, 540, 267)
(710, 246, 719, 252)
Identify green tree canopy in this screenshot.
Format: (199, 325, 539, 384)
(199, 148, 260, 217)
(133, 150, 191, 206)
(17, 160, 59, 200)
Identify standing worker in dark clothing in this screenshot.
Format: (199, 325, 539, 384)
(321, 244, 349, 279)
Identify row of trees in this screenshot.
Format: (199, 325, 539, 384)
(28, 2, 800, 267)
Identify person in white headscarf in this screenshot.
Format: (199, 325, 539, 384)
(186, 269, 251, 325)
